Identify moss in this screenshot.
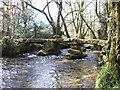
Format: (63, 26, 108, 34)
(95, 62, 120, 88)
(37, 50, 47, 56)
(84, 44, 92, 49)
(52, 34, 60, 38)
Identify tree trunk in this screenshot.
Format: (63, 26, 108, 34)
(107, 1, 120, 75)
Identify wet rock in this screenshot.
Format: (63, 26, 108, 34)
(60, 43, 70, 49)
(66, 53, 87, 59)
(70, 45, 83, 50)
(19, 43, 42, 53)
(68, 49, 82, 55)
(37, 41, 61, 56)
(66, 49, 87, 59)
(84, 44, 94, 49)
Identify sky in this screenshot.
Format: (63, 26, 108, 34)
(0, 0, 58, 24)
(0, 0, 106, 24)
(32, 0, 94, 24)
(32, 0, 58, 24)
(31, 0, 102, 24)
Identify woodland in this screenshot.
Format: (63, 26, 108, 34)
(0, 0, 120, 89)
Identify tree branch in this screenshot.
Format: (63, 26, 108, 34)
(43, 1, 53, 11)
(46, 0, 54, 23)
(95, 0, 101, 18)
(25, 2, 53, 25)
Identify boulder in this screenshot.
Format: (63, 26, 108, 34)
(37, 41, 61, 56)
(68, 49, 82, 55)
(70, 45, 82, 50)
(84, 44, 94, 49)
(66, 53, 87, 59)
(66, 48, 87, 59)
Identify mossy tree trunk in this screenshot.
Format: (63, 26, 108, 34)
(96, 2, 120, 88)
(107, 1, 120, 76)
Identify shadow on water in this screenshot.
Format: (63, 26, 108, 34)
(1, 49, 100, 88)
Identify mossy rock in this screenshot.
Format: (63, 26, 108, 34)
(81, 47, 86, 51)
(18, 43, 38, 53)
(70, 45, 82, 50)
(47, 49, 61, 55)
(66, 53, 87, 59)
(37, 41, 61, 56)
(84, 44, 94, 49)
(60, 43, 70, 49)
(68, 49, 83, 55)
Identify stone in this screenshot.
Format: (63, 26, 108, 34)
(68, 49, 82, 55)
(66, 48, 87, 59)
(70, 45, 83, 50)
(66, 53, 87, 59)
(84, 44, 94, 49)
(37, 41, 61, 56)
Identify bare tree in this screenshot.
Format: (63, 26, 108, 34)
(25, 0, 70, 38)
(95, 0, 108, 40)
(64, 0, 97, 39)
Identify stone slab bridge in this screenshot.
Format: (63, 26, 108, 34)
(23, 38, 107, 47)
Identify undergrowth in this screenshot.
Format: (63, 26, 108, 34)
(95, 62, 120, 88)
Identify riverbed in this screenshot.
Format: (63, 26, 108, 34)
(1, 49, 100, 88)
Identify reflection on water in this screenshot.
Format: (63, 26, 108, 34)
(1, 49, 100, 88)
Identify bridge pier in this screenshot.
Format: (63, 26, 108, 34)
(37, 41, 61, 56)
(66, 44, 87, 59)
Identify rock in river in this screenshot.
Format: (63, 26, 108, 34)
(37, 41, 61, 56)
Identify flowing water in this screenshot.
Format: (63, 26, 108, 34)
(1, 49, 100, 88)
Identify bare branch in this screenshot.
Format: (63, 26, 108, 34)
(95, 0, 101, 18)
(46, 0, 54, 23)
(43, 1, 53, 11)
(25, 1, 52, 25)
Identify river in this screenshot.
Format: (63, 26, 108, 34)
(1, 49, 100, 88)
